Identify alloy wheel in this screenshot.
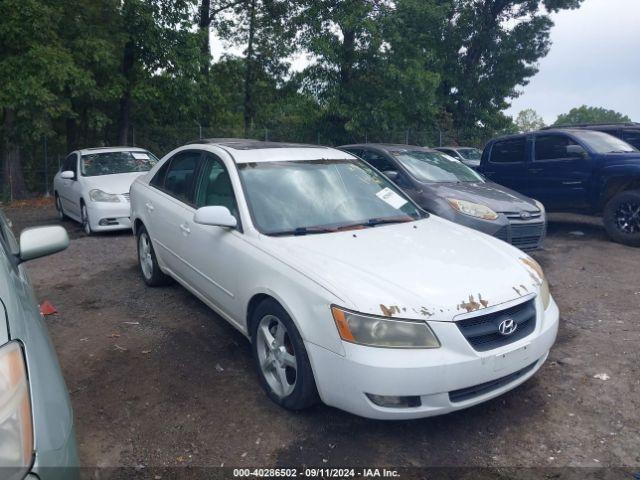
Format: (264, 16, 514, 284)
(138, 233, 154, 280)
(256, 315, 297, 398)
(55, 196, 64, 220)
(615, 201, 640, 234)
(81, 205, 91, 235)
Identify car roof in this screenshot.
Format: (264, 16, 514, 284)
(77, 146, 149, 155)
(542, 122, 640, 130)
(339, 143, 435, 152)
(187, 139, 353, 164)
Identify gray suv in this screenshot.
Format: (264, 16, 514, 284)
(340, 144, 547, 250)
(0, 211, 78, 480)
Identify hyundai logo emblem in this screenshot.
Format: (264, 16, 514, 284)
(520, 211, 532, 220)
(498, 318, 518, 336)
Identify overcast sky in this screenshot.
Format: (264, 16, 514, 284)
(507, 0, 640, 123)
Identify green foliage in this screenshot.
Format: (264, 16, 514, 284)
(1, 0, 587, 197)
(554, 106, 632, 126)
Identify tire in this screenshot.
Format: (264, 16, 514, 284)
(54, 193, 66, 220)
(136, 225, 172, 286)
(250, 299, 319, 410)
(603, 190, 640, 247)
(80, 202, 92, 236)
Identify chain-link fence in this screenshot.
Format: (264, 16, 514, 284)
(2, 124, 500, 200)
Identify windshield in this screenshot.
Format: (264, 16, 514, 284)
(457, 148, 482, 161)
(81, 151, 158, 177)
(238, 159, 424, 235)
(571, 130, 637, 154)
(390, 150, 484, 183)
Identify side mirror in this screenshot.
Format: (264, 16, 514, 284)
(18, 226, 69, 263)
(383, 170, 400, 182)
(566, 145, 587, 159)
(193, 206, 237, 228)
(60, 170, 75, 180)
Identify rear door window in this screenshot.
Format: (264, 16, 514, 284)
(489, 138, 526, 163)
(161, 151, 202, 205)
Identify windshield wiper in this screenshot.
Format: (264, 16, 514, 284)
(269, 226, 338, 236)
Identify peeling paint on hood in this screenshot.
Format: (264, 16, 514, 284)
(262, 216, 543, 321)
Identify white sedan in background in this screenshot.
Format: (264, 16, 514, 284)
(130, 139, 559, 420)
(53, 147, 157, 234)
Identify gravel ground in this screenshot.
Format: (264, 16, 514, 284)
(3, 201, 639, 477)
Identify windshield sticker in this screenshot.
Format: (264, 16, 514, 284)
(132, 152, 150, 160)
(376, 188, 408, 209)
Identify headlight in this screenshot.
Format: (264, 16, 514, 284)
(534, 199, 546, 215)
(89, 189, 121, 203)
(447, 198, 498, 220)
(520, 256, 551, 310)
(0, 342, 33, 477)
(331, 306, 440, 348)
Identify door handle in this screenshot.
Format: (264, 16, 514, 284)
(180, 224, 191, 235)
(529, 168, 543, 174)
(145, 202, 155, 212)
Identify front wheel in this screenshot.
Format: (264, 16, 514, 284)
(603, 190, 640, 247)
(251, 299, 318, 410)
(81, 203, 92, 236)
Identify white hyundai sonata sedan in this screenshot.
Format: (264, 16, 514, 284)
(53, 147, 158, 234)
(130, 139, 559, 420)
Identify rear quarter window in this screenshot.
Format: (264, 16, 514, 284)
(490, 138, 527, 163)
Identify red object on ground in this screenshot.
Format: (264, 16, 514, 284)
(40, 301, 58, 316)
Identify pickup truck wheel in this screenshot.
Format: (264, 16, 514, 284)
(136, 226, 173, 286)
(251, 299, 318, 410)
(603, 190, 640, 247)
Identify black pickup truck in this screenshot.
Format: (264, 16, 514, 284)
(479, 128, 640, 246)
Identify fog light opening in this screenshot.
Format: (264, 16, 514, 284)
(365, 393, 421, 408)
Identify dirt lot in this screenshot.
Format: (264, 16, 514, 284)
(4, 201, 639, 476)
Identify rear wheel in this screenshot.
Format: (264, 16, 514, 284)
(136, 225, 172, 286)
(54, 194, 66, 220)
(603, 190, 640, 247)
(251, 299, 318, 410)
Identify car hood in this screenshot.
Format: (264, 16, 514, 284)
(260, 217, 542, 321)
(82, 172, 148, 195)
(423, 181, 539, 213)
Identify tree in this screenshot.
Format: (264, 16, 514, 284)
(554, 106, 631, 126)
(436, 0, 584, 134)
(115, 0, 199, 145)
(0, 0, 78, 199)
(515, 109, 546, 132)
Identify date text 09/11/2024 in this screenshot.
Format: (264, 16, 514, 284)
(232, 468, 400, 478)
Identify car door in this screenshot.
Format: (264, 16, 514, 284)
(184, 152, 244, 320)
(144, 149, 203, 278)
(528, 133, 592, 210)
(482, 137, 531, 195)
(58, 153, 80, 217)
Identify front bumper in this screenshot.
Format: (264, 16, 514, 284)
(86, 201, 132, 232)
(452, 213, 546, 251)
(28, 425, 79, 480)
(308, 296, 559, 420)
